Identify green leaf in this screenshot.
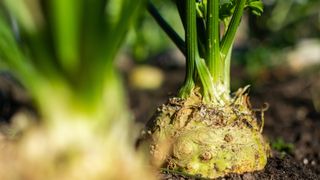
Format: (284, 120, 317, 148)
(219, 0, 236, 21)
(196, 0, 207, 18)
(219, 0, 263, 22)
(246, 0, 263, 16)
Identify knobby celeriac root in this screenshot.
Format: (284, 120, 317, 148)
(139, 88, 270, 179)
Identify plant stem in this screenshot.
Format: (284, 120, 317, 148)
(147, 1, 186, 55)
(179, 0, 197, 98)
(186, 0, 198, 65)
(223, 44, 233, 92)
(220, 0, 246, 59)
(206, 0, 220, 82)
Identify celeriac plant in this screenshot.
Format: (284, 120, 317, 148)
(140, 0, 269, 178)
(0, 0, 152, 179)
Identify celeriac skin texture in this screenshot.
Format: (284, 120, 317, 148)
(141, 88, 270, 178)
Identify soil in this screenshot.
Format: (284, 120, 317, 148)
(0, 56, 319, 179)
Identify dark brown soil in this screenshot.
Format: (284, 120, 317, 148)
(127, 60, 320, 179)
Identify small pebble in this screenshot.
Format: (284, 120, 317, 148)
(242, 173, 255, 180)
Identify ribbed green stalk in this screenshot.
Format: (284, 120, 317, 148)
(206, 0, 220, 82)
(219, 0, 246, 93)
(220, 0, 246, 59)
(223, 44, 233, 93)
(179, 0, 197, 98)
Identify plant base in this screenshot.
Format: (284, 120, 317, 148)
(140, 89, 270, 178)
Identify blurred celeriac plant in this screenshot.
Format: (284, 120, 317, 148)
(0, 0, 153, 179)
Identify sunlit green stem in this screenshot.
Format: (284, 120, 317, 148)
(223, 43, 233, 93)
(206, 0, 220, 82)
(179, 0, 198, 98)
(220, 0, 246, 59)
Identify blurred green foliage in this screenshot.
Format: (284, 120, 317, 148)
(234, 0, 320, 82)
(250, 0, 320, 47)
(126, 0, 184, 62)
(271, 138, 294, 158)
